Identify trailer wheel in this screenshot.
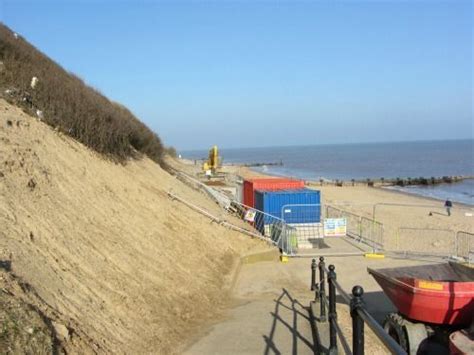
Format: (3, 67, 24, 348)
(384, 313, 409, 352)
(384, 313, 428, 355)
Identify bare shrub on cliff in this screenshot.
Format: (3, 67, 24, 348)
(0, 24, 164, 164)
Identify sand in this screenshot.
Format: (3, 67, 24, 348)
(231, 166, 473, 254)
(0, 99, 267, 354)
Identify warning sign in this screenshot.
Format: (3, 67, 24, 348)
(244, 209, 257, 222)
(324, 218, 347, 237)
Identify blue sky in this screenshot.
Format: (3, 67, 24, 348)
(1, 0, 472, 150)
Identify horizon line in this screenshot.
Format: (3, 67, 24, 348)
(180, 137, 474, 152)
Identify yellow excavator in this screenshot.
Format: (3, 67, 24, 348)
(202, 145, 220, 174)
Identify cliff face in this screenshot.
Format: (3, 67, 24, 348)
(0, 99, 259, 354)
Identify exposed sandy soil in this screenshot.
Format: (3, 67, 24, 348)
(0, 99, 265, 354)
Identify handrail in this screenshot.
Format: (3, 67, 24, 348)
(310, 258, 408, 355)
(323, 265, 352, 304)
(168, 191, 274, 244)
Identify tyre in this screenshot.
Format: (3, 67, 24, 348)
(383, 312, 428, 355)
(384, 313, 410, 352)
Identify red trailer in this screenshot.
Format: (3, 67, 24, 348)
(368, 262, 474, 354)
(243, 178, 305, 207)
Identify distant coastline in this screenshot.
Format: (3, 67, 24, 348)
(183, 140, 473, 205)
(243, 166, 474, 207)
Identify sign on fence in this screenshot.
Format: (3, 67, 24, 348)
(324, 218, 347, 237)
(244, 209, 257, 222)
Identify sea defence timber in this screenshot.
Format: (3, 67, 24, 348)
(225, 160, 284, 168)
(308, 175, 473, 187)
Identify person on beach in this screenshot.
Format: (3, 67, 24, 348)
(444, 199, 452, 216)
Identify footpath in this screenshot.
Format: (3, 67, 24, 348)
(183, 250, 428, 355)
(184, 252, 316, 355)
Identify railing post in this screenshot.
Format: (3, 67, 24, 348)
(318, 257, 326, 322)
(311, 258, 316, 290)
(311, 258, 320, 302)
(351, 286, 365, 355)
(328, 265, 338, 354)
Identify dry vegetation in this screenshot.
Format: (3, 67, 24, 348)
(0, 23, 164, 164)
(0, 268, 56, 355)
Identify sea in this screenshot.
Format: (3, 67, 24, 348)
(182, 140, 474, 205)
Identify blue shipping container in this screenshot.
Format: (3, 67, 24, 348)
(254, 188, 321, 224)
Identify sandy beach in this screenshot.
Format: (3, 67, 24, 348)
(219, 164, 474, 254)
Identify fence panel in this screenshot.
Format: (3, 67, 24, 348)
(326, 206, 360, 236)
(230, 201, 298, 255)
(359, 217, 384, 252)
(281, 204, 323, 249)
(456, 231, 474, 262)
(326, 206, 384, 252)
(393, 228, 456, 257)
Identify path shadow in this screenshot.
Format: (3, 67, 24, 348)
(429, 211, 448, 217)
(263, 288, 317, 355)
(309, 239, 330, 249)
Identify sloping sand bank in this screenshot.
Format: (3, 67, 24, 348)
(0, 99, 263, 354)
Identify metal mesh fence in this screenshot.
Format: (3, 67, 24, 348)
(456, 231, 474, 263)
(230, 201, 298, 255)
(326, 205, 384, 252)
(359, 217, 384, 251)
(174, 171, 232, 209)
(325, 206, 360, 236)
(281, 204, 323, 249)
(393, 228, 456, 257)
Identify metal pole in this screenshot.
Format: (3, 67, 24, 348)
(319, 257, 326, 322)
(351, 286, 365, 355)
(311, 259, 316, 291)
(328, 265, 338, 354)
(371, 219, 376, 253)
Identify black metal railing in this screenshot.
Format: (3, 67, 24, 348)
(310, 258, 407, 355)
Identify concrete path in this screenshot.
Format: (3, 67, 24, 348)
(184, 256, 317, 355)
(184, 250, 431, 355)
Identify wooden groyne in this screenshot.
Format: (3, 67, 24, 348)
(225, 160, 284, 168)
(307, 175, 473, 187)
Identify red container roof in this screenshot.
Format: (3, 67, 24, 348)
(243, 177, 305, 207)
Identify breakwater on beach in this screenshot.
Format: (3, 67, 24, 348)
(305, 177, 474, 206)
(182, 139, 473, 205)
(306, 175, 473, 187)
